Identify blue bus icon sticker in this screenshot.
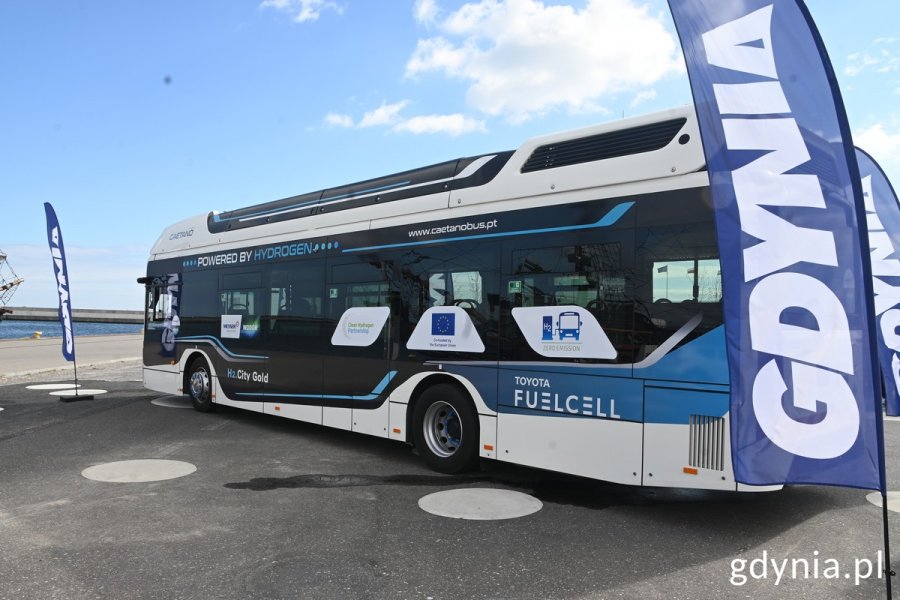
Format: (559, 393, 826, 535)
(512, 306, 615, 359)
(556, 311, 582, 341)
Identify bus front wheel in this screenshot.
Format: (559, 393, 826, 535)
(412, 384, 479, 474)
(187, 357, 215, 413)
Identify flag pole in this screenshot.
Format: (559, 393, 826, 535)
(882, 491, 894, 599)
(878, 394, 894, 599)
(854, 147, 899, 598)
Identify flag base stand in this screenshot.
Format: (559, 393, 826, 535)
(59, 393, 94, 403)
(58, 360, 93, 402)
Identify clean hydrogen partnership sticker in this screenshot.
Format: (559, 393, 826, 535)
(331, 306, 390, 347)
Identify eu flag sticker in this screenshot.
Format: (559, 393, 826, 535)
(431, 312, 456, 336)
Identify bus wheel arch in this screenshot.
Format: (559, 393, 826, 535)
(184, 352, 215, 412)
(409, 378, 480, 474)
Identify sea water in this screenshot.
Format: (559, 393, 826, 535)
(0, 319, 142, 340)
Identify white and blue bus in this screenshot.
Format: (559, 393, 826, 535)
(140, 106, 766, 491)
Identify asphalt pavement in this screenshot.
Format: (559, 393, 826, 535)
(0, 350, 899, 598)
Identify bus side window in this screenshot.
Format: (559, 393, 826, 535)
(219, 271, 262, 317)
(345, 282, 389, 308)
(651, 258, 721, 304)
(428, 271, 483, 309)
(398, 244, 498, 356)
(149, 285, 170, 323)
(634, 217, 724, 359)
(329, 261, 389, 312)
(219, 290, 256, 316)
(267, 265, 325, 341)
(509, 243, 627, 312)
(504, 241, 634, 363)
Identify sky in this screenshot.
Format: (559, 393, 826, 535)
(2, 0, 899, 311)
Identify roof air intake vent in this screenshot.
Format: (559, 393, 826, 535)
(521, 117, 687, 173)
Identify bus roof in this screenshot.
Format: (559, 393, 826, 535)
(148, 105, 705, 259)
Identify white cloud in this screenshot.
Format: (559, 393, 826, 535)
(844, 39, 900, 76)
(260, 0, 342, 23)
(855, 123, 900, 168)
(413, 0, 440, 26)
(405, 37, 469, 75)
(358, 100, 409, 128)
(405, 0, 682, 123)
(323, 100, 486, 136)
(630, 89, 657, 108)
(393, 114, 486, 136)
(324, 112, 354, 128)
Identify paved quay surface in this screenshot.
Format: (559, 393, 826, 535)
(0, 334, 143, 382)
(1, 348, 899, 598)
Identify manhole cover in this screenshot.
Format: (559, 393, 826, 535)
(418, 488, 542, 520)
(82, 459, 197, 483)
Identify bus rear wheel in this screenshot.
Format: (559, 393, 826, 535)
(412, 384, 479, 474)
(187, 357, 215, 412)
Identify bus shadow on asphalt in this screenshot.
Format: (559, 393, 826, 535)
(211, 406, 844, 529)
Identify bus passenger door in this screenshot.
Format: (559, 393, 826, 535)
(215, 270, 267, 411)
(323, 258, 393, 436)
(264, 262, 326, 424)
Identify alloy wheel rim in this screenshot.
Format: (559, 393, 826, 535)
(190, 368, 210, 401)
(423, 401, 462, 458)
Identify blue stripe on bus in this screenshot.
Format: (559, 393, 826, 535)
(175, 335, 268, 360)
(341, 201, 635, 254)
(236, 370, 398, 401)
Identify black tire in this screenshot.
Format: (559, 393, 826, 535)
(186, 357, 215, 412)
(412, 383, 479, 474)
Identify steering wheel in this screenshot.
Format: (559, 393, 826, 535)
(452, 298, 481, 310)
(586, 298, 609, 318)
(654, 298, 671, 304)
